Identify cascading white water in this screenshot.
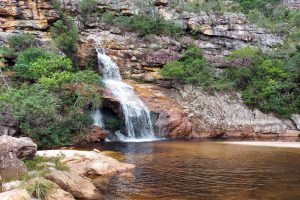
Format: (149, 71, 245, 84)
(93, 108, 105, 128)
(96, 48, 155, 140)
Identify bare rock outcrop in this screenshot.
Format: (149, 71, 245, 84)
(0, 189, 31, 200)
(86, 125, 108, 143)
(0, 136, 37, 180)
(0, 135, 37, 159)
(44, 170, 101, 200)
(173, 85, 299, 137)
(130, 81, 194, 138)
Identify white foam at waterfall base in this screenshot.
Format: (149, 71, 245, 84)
(96, 48, 156, 141)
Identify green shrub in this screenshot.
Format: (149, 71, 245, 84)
(78, 0, 98, 24)
(226, 48, 300, 117)
(169, 0, 227, 13)
(101, 13, 183, 37)
(0, 34, 39, 58)
(14, 48, 72, 82)
(161, 45, 215, 90)
(70, 70, 102, 86)
(50, 18, 78, 60)
(233, 0, 281, 15)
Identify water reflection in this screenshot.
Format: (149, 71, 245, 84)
(98, 140, 300, 200)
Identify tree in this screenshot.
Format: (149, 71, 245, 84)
(161, 46, 215, 89)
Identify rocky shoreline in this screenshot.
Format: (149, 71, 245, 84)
(0, 135, 135, 200)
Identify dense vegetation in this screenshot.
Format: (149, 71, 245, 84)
(162, 45, 299, 117)
(100, 13, 183, 37)
(0, 35, 103, 148)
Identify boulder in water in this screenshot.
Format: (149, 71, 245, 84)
(86, 125, 108, 143)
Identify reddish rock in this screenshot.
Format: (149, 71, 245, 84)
(128, 81, 194, 138)
(86, 125, 108, 142)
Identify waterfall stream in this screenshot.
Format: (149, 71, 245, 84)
(93, 108, 105, 128)
(96, 48, 155, 141)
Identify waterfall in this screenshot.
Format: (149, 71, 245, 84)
(93, 108, 105, 128)
(96, 48, 155, 140)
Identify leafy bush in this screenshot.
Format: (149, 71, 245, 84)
(101, 13, 183, 37)
(226, 47, 300, 117)
(169, 0, 227, 13)
(0, 34, 39, 58)
(50, 18, 78, 60)
(161, 46, 215, 89)
(1, 49, 103, 147)
(242, 59, 299, 116)
(233, 0, 281, 15)
(14, 48, 72, 82)
(78, 0, 98, 24)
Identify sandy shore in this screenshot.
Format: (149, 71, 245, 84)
(223, 141, 300, 148)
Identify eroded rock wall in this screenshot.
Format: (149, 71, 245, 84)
(172, 85, 299, 137)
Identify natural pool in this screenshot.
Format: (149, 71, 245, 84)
(91, 140, 300, 200)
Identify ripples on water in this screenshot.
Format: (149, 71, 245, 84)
(95, 140, 300, 200)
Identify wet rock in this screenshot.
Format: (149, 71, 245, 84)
(87, 158, 135, 176)
(44, 170, 101, 200)
(86, 126, 108, 143)
(0, 189, 31, 200)
(130, 81, 194, 138)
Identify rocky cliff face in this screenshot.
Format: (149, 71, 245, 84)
(0, 0, 298, 138)
(283, 0, 300, 9)
(0, 0, 59, 45)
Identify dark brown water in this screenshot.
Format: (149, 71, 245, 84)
(96, 140, 300, 200)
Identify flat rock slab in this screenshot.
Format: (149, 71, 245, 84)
(37, 150, 135, 176)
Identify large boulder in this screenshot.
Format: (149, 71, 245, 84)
(86, 125, 108, 143)
(0, 135, 37, 159)
(0, 136, 37, 180)
(0, 149, 27, 180)
(0, 189, 31, 200)
(44, 170, 101, 200)
(47, 187, 76, 200)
